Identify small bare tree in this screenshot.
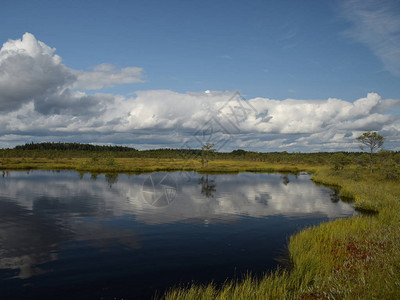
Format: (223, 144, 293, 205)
(201, 143, 215, 167)
(356, 131, 384, 174)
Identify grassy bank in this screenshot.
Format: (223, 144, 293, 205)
(164, 168, 400, 299)
(0, 157, 315, 174)
(1, 156, 399, 298)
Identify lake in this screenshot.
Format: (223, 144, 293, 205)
(0, 170, 355, 299)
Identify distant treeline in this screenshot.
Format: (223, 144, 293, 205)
(14, 142, 138, 152)
(1, 142, 399, 166)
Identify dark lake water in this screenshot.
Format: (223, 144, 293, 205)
(0, 170, 355, 299)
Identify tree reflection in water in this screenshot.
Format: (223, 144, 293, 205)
(105, 173, 118, 188)
(281, 174, 290, 185)
(198, 174, 216, 198)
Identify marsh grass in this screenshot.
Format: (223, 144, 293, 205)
(163, 270, 293, 300)
(0, 157, 312, 174)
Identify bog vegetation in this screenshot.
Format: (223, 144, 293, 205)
(0, 141, 399, 299)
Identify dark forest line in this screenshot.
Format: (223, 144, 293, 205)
(3, 142, 400, 164)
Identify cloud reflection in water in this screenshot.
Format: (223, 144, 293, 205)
(0, 171, 355, 280)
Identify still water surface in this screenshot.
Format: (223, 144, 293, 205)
(0, 170, 355, 299)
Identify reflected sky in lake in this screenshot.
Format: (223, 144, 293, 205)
(0, 170, 355, 299)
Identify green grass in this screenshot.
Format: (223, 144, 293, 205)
(164, 271, 293, 300)
(0, 157, 313, 174)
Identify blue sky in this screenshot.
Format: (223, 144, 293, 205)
(0, 0, 399, 151)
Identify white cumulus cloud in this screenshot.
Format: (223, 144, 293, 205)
(0, 33, 75, 112)
(0, 33, 143, 115)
